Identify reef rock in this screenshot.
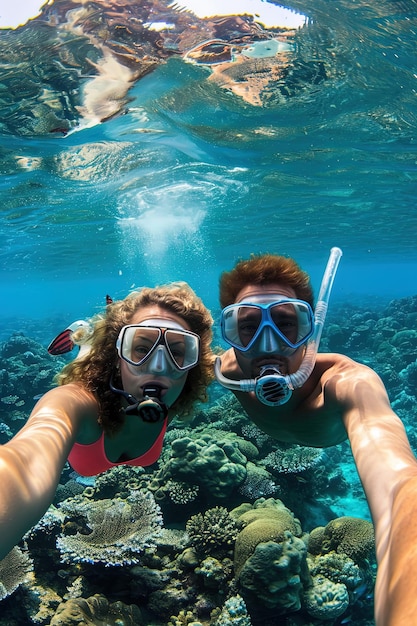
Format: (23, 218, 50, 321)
(50, 593, 143, 625)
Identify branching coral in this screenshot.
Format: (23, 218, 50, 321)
(166, 479, 200, 505)
(260, 444, 325, 474)
(186, 506, 241, 559)
(0, 546, 33, 600)
(57, 490, 163, 566)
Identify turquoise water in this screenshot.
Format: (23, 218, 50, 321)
(0, 0, 416, 624)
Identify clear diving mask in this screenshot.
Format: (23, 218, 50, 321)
(215, 247, 343, 406)
(116, 320, 200, 379)
(111, 319, 200, 422)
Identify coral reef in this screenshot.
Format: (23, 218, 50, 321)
(50, 594, 143, 625)
(57, 490, 163, 566)
(310, 517, 375, 563)
(158, 433, 247, 500)
(0, 546, 33, 600)
(212, 594, 252, 626)
(303, 574, 349, 619)
(0, 334, 65, 442)
(186, 507, 241, 559)
(238, 533, 309, 612)
(261, 445, 325, 474)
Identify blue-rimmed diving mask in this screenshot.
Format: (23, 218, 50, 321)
(116, 320, 200, 380)
(220, 295, 314, 357)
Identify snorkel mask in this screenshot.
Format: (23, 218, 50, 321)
(110, 320, 200, 422)
(215, 247, 342, 406)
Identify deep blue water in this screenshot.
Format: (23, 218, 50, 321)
(0, 1, 416, 623)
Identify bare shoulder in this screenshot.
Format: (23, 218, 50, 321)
(317, 352, 380, 379)
(316, 352, 389, 409)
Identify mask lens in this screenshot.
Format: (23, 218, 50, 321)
(236, 306, 263, 348)
(165, 329, 199, 369)
(121, 326, 160, 365)
(269, 301, 312, 345)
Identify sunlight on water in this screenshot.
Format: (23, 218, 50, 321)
(117, 181, 207, 263)
(169, 0, 308, 28)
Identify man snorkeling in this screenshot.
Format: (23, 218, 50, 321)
(215, 247, 417, 626)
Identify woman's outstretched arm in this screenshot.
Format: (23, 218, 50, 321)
(0, 384, 97, 559)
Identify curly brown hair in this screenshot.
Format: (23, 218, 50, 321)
(219, 253, 314, 309)
(56, 282, 214, 434)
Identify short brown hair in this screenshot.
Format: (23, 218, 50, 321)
(219, 253, 314, 308)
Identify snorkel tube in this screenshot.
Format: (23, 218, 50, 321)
(214, 247, 343, 406)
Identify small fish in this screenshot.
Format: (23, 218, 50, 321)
(47, 328, 75, 355)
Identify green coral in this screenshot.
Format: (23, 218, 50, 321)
(308, 552, 365, 590)
(212, 594, 252, 626)
(238, 533, 308, 612)
(233, 498, 302, 576)
(320, 517, 375, 563)
(160, 434, 247, 499)
(50, 594, 143, 625)
(186, 506, 241, 559)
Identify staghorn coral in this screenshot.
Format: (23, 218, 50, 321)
(186, 506, 241, 559)
(0, 546, 34, 600)
(303, 574, 349, 620)
(166, 479, 200, 505)
(57, 490, 162, 566)
(50, 593, 143, 625)
(320, 517, 375, 563)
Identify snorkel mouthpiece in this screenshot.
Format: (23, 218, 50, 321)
(109, 377, 168, 422)
(136, 385, 169, 423)
(255, 366, 293, 406)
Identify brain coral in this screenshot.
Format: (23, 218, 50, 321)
(233, 498, 302, 576)
(321, 517, 375, 563)
(50, 594, 142, 625)
(303, 574, 349, 619)
(56, 490, 162, 566)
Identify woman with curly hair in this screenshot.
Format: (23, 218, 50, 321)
(0, 282, 213, 559)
